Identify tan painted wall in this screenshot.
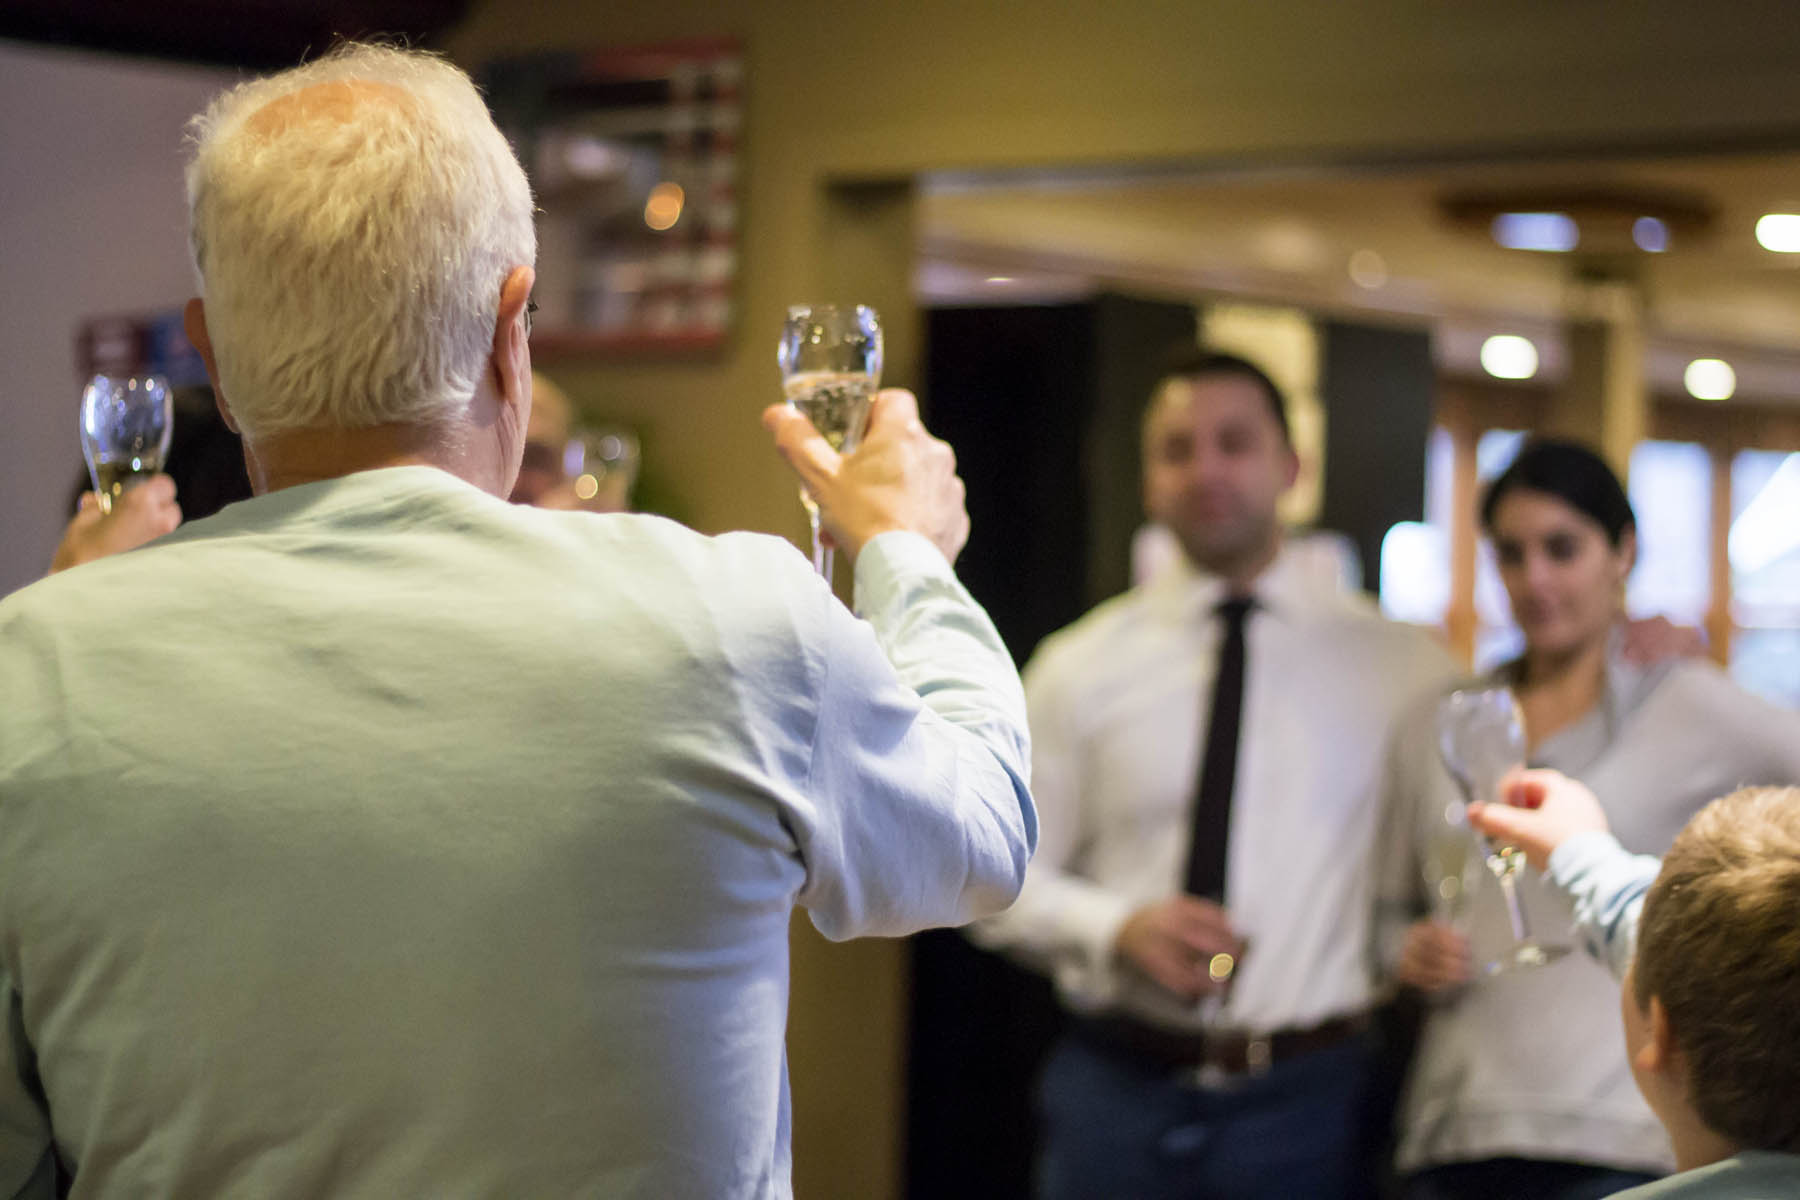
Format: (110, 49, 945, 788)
(446, 4, 1800, 1194)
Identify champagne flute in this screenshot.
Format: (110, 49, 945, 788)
(79, 373, 173, 514)
(1435, 687, 1570, 972)
(1422, 799, 1480, 929)
(776, 304, 883, 579)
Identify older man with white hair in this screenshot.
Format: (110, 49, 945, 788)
(0, 44, 1033, 1199)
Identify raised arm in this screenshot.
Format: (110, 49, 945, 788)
(1471, 770, 1660, 980)
(762, 391, 1035, 939)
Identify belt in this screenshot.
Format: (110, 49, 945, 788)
(1067, 1011, 1369, 1082)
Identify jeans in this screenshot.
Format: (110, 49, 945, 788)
(1035, 1030, 1379, 1200)
(1403, 1158, 1660, 1200)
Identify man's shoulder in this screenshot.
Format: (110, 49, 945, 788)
(1605, 1152, 1800, 1198)
(1319, 594, 1455, 662)
(1026, 586, 1158, 680)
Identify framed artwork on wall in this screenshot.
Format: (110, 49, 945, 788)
(482, 38, 743, 358)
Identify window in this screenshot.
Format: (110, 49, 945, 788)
(1626, 440, 1711, 629)
(1729, 451, 1800, 708)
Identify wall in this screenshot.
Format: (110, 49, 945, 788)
(0, 41, 238, 596)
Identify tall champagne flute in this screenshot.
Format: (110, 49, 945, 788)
(1422, 799, 1480, 930)
(79, 373, 173, 514)
(1435, 687, 1570, 972)
(776, 304, 883, 579)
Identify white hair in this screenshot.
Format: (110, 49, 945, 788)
(185, 43, 536, 441)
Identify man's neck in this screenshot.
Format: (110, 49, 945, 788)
(1193, 534, 1282, 594)
(244, 423, 503, 497)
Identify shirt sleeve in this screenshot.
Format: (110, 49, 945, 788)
(0, 976, 55, 1199)
(964, 630, 1136, 1010)
(1546, 831, 1662, 981)
(787, 531, 1036, 941)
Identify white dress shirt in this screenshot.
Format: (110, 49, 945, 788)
(973, 543, 1453, 1034)
(0, 467, 1033, 1200)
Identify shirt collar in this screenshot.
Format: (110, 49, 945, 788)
(1147, 539, 1341, 625)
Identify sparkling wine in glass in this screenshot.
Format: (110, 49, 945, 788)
(776, 304, 882, 579)
(1435, 687, 1570, 973)
(79, 373, 173, 514)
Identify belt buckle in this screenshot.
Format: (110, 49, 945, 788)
(1179, 1031, 1273, 1089)
(1244, 1034, 1273, 1077)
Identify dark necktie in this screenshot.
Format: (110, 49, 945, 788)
(1183, 596, 1254, 902)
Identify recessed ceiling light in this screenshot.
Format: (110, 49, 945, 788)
(1480, 335, 1539, 380)
(1347, 249, 1389, 289)
(1632, 217, 1669, 253)
(1491, 212, 1578, 253)
(1755, 214, 1800, 253)
(983, 275, 1016, 285)
(1684, 358, 1735, 401)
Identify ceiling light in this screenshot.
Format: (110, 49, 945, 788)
(1480, 335, 1539, 380)
(1755, 214, 1800, 253)
(1631, 217, 1669, 253)
(983, 275, 1015, 285)
(1490, 212, 1578, 253)
(1684, 358, 1735, 401)
(1347, 249, 1388, 289)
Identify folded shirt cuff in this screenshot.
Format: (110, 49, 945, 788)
(1547, 829, 1629, 890)
(852, 530, 953, 611)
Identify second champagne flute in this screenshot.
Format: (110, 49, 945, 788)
(776, 304, 883, 579)
(79, 373, 173, 514)
(1435, 686, 1571, 973)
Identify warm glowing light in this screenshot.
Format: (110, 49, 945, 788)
(1684, 358, 1735, 401)
(1480, 335, 1539, 380)
(1208, 953, 1235, 982)
(1347, 248, 1389, 289)
(1491, 212, 1578, 252)
(983, 275, 1015, 285)
(1754, 214, 1800, 253)
(1632, 217, 1669, 253)
(644, 182, 685, 231)
(574, 473, 601, 501)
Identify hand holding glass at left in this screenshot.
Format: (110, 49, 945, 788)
(49, 474, 182, 574)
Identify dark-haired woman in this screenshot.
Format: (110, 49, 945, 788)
(1374, 438, 1800, 1200)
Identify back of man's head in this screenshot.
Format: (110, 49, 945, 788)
(185, 43, 536, 443)
(1635, 786, 1800, 1154)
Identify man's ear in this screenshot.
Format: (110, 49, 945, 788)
(491, 265, 534, 420)
(183, 298, 238, 434)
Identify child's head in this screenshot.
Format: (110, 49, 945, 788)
(1626, 786, 1800, 1156)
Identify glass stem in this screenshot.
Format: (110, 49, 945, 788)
(1486, 841, 1533, 943)
(809, 510, 832, 580)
